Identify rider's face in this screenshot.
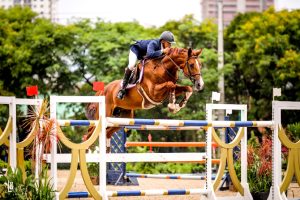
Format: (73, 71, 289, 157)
(162, 40, 172, 48)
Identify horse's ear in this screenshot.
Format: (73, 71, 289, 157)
(194, 48, 203, 57)
(188, 48, 192, 57)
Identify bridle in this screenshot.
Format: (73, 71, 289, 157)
(165, 55, 201, 84)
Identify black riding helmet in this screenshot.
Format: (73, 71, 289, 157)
(160, 31, 175, 44)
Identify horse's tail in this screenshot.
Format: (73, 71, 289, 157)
(85, 103, 97, 120)
(85, 90, 104, 120)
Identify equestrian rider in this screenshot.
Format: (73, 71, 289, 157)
(117, 31, 176, 99)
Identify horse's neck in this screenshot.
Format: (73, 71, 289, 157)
(139, 57, 180, 83)
(162, 56, 183, 76)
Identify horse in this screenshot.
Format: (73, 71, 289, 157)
(85, 47, 204, 142)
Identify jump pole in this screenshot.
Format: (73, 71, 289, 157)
(125, 141, 218, 148)
(125, 173, 222, 180)
(102, 119, 273, 200)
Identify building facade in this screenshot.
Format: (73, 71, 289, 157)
(202, 0, 274, 26)
(0, 0, 58, 21)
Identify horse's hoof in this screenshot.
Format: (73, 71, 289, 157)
(168, 103, 175, 112)
(174, 104, 181, 113)
(174, 104, 182, 113)
(168, 103, 181, 113)
(169, 108, 175, 113)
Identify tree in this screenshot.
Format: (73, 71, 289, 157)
(224, 8, 300, 120)
(0, 6, 78, 97)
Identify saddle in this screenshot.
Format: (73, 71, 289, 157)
(121, 60, 145, 89)
(120, 60, 162, 109)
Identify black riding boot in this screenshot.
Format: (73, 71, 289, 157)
(117, 68, 132, 99)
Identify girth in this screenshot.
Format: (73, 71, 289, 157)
(136, 84, 162, 109)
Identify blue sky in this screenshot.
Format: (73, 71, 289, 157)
(56, 0, 300, 26)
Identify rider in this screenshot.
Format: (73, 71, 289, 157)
(117, 31, 176, 99)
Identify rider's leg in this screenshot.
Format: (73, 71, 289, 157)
(117, 50, 137, 99)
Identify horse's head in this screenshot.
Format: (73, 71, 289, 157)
(165, 48, 204, 91)
(184, 48, 204, 91)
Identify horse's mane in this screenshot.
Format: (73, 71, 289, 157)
(168, 48, 187, 56)
(143, 47, 188, 66)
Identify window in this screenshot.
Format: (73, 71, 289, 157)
(224, 4, 236, 9)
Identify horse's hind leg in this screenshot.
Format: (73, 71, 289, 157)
(168, 90, 178, 113)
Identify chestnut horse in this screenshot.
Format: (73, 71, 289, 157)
(86, 47, 204, 141)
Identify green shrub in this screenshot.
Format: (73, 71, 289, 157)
(87, 162, 99, 177)
(126, 162, 205, 174)
(287, 122, 300, 141)
(0, 167, 55, 200)
(0, 159, 7, 170)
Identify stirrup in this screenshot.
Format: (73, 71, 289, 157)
(117, 89, 126, 99)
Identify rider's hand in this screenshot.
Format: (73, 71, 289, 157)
(162, 47, 170, 54)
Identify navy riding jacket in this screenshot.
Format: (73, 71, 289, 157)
(130, 39, 163, 60)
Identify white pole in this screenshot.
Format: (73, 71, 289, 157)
(205, 104, 213, 199)
(9, 97, 17, 168)
(99, 96, 107, 199)
(50, 96, 58, 197)
(217, 0, 225, 146)
(217, 0, 225, 106)
(240, 105, 253, 199)
(35, 97, 42, 179)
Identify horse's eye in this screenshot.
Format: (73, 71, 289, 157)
(190, 64, 194, 68)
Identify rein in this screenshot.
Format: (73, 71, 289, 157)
(160, 56, 179, 82)
(165, 55, 201, 84)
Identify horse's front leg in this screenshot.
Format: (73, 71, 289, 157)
(176, 85, 193, 108)
(167, 89, 177, 113)
(168, 85, 193, 113)
(151, 81, 178, 113)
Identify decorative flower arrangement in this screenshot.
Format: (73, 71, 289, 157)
(247, 133, 272, 199)
(23, 99, 58, 166)
(0, 100, 56, 199)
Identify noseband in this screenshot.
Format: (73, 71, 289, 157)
(185, 56, 202, 84)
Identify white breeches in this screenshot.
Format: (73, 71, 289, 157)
(127, 50, 138, 70)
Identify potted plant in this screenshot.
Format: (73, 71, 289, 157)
(87, 162, 99, 185)
(247, 133, 272, 200)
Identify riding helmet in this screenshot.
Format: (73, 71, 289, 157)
(160, 31, 175, 43)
